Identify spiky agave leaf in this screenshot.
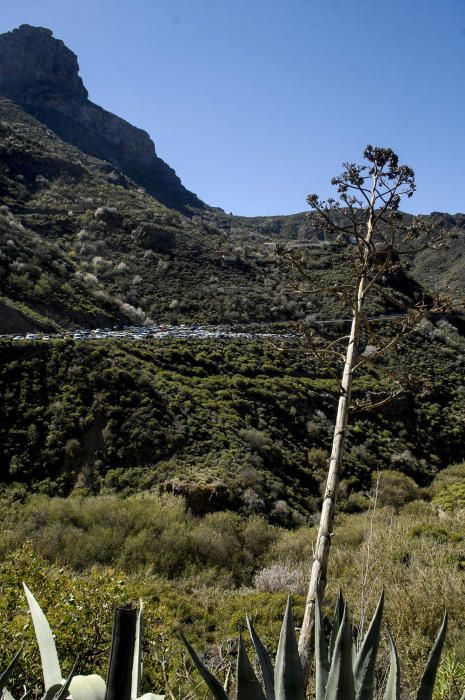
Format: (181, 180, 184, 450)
(181, 633, 229, 700)
(41, 658, 77, 700)
(328, 591, 345, 666)
(23, 583, 63, 690)
(23, 584, 110, 700)
(132, 601, 164, 699)
(274, 598, 305, 700)
(246, 616, 275, 700)
(0, 644, 23, 692)
(315, 595, 329, 700)
(324, 603, 355, 700)
(132, 600, 144, 699)
(236, 635, 266, 700)
(353, 591, 385, 700)
(415, 612, 448, 700)
(383, 629, 400, 700)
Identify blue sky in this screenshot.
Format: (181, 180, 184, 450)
(1, 0, 464, 216)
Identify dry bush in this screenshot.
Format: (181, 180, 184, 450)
(253, 562, 306, 593)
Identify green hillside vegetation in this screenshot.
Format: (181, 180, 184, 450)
(1, 465, 465, 698)
(1, 98, 464, 333)
(412, 211, 465, 301)
(0, 99, 325, 331)
(1, 319, 464, 517)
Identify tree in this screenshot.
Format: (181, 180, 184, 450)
(280, 146, 453, 679)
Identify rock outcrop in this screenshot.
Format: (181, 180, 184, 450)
(0, 25, 203, 211)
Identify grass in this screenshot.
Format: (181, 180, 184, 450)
(1, 466, 465, 698)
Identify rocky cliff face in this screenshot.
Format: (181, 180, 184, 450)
(0, 25, 203, 211)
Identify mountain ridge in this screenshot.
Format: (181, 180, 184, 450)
(0, 24, 203, 211)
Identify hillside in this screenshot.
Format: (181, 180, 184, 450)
(0, 96, 327, 331)
(1, 23, 465, 512)
(0, 25, 463, 333)
(1, 322, 464, 517)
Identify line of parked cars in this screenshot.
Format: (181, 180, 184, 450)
(0, 325, 291, 342)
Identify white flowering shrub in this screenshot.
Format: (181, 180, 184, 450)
(253, 562, 305, 593)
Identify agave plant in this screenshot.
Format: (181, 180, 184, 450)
(5, 585, 165, 700)
(21, 583, 106, 700)
(1, 645, 23, 700)
(182, 597, 304, 700)
(183, 593, 463, 700)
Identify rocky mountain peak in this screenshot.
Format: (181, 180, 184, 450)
(0, 24, 88, 101)
(0, 25, 202, 211)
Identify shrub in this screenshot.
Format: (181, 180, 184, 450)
(239, 428, 268, 451)
(433, 482, 465, 512)
(253, 562, 305, 593)
(431, 462, 465, 511)
(375, 469, 419, 509)
(64, 438, 81, 458)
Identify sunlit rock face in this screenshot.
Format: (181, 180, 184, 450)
(0, 24, 203, 211)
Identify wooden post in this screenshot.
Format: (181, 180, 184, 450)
(105, 604, 137, 700)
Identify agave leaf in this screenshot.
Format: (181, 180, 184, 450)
(23, 583, 63, 690)
(0, 644, 23, 691)
(41, 658, 77, 700)
(324, 604, 355, 700)
(181, 633, 229, 700)
(328, 591, 345, 665)
(354, 591, 385, 700)
(69, 674, 106, 700)
(383, 629, 400, 700)
(236, 636, 266, 700)
(41, 685, 64, 700)
(132, 599, 144, 699)
(246, 616, 275, 700)
(274, 597, 305, 700)
(315, 595, 329, 700)
(415, 612, 448, 700)
(54, 660, 77, 700)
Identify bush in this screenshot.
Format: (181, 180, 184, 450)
(64, 438, 81, 458)
(433, 482, 465, 512)
(375, 470, 419, 509)
(253, 562, 305, 593)
(431, 462, 465, 511)
(0, 494, 279, 586)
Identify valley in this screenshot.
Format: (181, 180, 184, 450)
(1, 21, 465, 700)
